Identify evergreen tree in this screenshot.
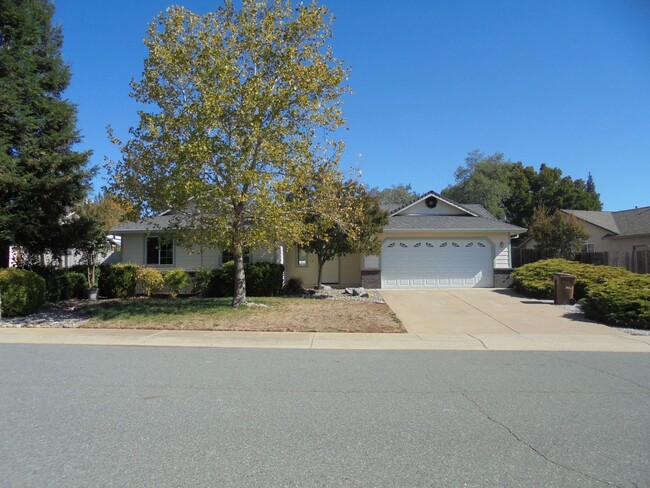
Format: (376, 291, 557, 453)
(0, 0, 91, 255)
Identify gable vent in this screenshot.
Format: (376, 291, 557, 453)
(425, 196, 438, 209)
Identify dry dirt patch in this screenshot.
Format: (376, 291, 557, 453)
(79, 297, 404, 333)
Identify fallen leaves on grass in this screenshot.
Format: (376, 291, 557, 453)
(80, 297, 404, 333)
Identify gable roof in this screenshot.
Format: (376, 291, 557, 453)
(561, 206, 650, 237)
(389, 190, 478, 217)
(385, 192, 526, 234)
(111, 191, 528, 235)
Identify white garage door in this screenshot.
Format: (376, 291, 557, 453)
(381, 238, 493, 288)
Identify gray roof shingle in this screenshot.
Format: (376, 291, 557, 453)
(562, 206, 650, 237)
(385, 215, 526, 232)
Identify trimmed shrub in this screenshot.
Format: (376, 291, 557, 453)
(0, 268, 46, 317)
(192, 267, 220, 297)
(245, 262, 284, 296)
(283, 277, 304, 295)
(513, 259, 650, 329)
(512, 259, 631, 300)
(60, 271, 87, 300)
(99, 264, 138, 298)
(216, 261, 236, 297)
(582, 275, 650, 329)
(22, 265, 86, 302)
(164, 268, 190, 298)
(136, 267, 164, 296)
(67, 264, 101, 289)
(207, 261, 285, 297)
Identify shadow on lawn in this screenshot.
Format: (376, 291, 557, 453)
(83, 297, 239, 321)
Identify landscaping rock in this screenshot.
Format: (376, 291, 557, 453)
(316, 285, 332, 291)
(352, 287, 369, 298)
(344, 287, 354, 295)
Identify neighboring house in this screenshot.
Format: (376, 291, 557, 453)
(559, 207, 650, 256)
(110, 191, 526, 289)
(519, 207, 650, 256)
(6, 237, 121, 268)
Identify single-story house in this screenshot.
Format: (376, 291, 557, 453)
(110, 191, 526, 289)
(518, 206, 650, 255)
(560, 207, 650, 255)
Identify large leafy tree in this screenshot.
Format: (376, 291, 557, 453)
(442, 151, 512, 219)
(442, 151, 602, 227)
(109, 0, 349, 307)
(0, 0, 91, 255)
(368, 183, 418, 206)
(303, 177, 388, 288)
(528, 208, 588, 259)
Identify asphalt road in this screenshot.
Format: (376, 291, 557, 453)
(1, 345, 648, 487)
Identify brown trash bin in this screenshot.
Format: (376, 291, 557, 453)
(553, 273, 577, 305)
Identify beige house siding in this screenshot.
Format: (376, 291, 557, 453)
(119, 233, 277, 271)
(339, 253, 362, 286)
(602, 235, 650, 253)
(565, 218, 649, 254)
(578, 221, 612, 252)
(121, 233, 144, 265)
(283, 246, 362, 288)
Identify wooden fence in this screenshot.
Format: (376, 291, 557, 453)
(512, 248, 650, 274)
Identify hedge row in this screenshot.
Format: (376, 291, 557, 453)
(512, 259, 650, 329)
(194, 262, 285, 297)
(18, 264, 88, 302)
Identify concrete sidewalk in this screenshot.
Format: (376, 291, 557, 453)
(0, 327, 648, 352)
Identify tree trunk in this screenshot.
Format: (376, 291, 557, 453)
(232, 248, 247, 307)
(316, 256, 326, 289)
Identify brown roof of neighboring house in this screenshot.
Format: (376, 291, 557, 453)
(562, 206, 650, 237)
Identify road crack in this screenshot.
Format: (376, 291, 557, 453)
(460, 390, 623, 488)
(544, 353, 650, 393)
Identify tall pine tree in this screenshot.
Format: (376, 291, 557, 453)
(0, 0, 91, 257)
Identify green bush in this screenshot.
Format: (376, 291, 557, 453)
(58, 271, 87, 300)
(245, 262, 284, 296)
(0, 268, 46, 317)
(513, 259, 650, 329)
(136, 267, 164, 296)
(582, 275, 650, 329)
(164, 268, 190, 298)
(67, 264, 101, 289)
(283, 277, 304, 295)
(208, 261, 285, 297)
(99, 264, 138, 298)
(192, 267, 220, 297)
(512, 259, 631, 300)
(22, 265, 86, 302)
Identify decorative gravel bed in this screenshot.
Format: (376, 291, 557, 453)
(0, 301, 89, 328)
(298, 288, 385, 304)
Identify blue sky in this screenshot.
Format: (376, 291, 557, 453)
(54, 0, 650, 211)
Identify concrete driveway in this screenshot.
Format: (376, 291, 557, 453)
(379, 288, 627, 337)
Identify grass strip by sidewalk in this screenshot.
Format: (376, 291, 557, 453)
(79, 297, 405, 333)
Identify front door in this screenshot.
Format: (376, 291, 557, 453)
(322, 256, 340, 284)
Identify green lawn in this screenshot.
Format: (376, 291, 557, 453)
(81, 297, 278, 321)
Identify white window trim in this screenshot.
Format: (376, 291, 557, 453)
(296, 246, 308, 267)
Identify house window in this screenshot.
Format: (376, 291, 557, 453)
(297, 247, 308, 267)
(221, 250, 250, 265)
(583, 243, 595, 253)
(146, 236, 173, 265)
